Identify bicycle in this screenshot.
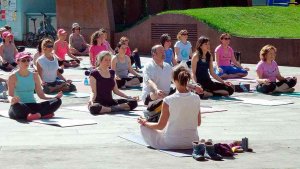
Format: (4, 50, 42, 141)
(25, 13, 57, 47)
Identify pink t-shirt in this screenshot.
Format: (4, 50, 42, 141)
(55, 41, 69, 61)
(256, 60, 279, 82)
(89, 44, 108, 66)
(215, 45, 234, 66)
(125, 47, 132, 57)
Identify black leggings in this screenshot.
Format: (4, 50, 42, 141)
(8, 98, 62, 120)
(130, 52, 142, 69)
(200, 81, 234, 96)
(89, 99, 138, 115)
(256, 77, 297, 94)
(116, 76, 143, 88)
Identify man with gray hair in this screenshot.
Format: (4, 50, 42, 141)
(141, 45, 173, 105)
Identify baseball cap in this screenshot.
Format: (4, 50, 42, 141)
(72, 23, 80, 29)
(58, 28, 67, 35)
(15, 52, 32, 62)
(2, 31, 13, 39)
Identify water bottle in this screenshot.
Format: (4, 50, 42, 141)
(84, 77, 89, 86)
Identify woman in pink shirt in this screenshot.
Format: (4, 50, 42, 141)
(256, 45, 297, 94)
(54, 29, 81, 68)
(215, 33, 248, 79)
(89, 31, 108, 67)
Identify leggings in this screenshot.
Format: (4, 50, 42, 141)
(8, 98, 62, 120)
(256, 77, 297, 94)
(200, 80, 234, 96)
(130, 52, 142, 69)
(116, 76, 143, 88)
(89, 99, 138, 115)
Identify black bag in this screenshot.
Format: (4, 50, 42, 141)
(144, 99, 163, 122)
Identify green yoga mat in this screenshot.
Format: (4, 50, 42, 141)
(280, 92, 300, 97)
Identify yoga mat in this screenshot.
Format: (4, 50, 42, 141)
(227, 78, 257, 83)
(119, 134, 192, 157)
(46, 92, 90, 98)
(201, 107, 227, 114)
(32, 118, 97, 127)
(213, 96, 293, 106)
(279, 92, 300, 98)
(62, 105, 146, 118)
(63, 92, 90, 98)
(0, 110, 97, 127)
(62, 105, 89, 112)
(226, 97, 293, 106)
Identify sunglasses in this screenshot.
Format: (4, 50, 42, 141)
(75, 28, 81, 30)
(166, 40, 171, 42)
(45, 44, 54, 48)
(181, 33, 188, 36)
(20, 58, 31, 63)
(223, 38, 231, 40)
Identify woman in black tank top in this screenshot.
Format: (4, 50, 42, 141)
(191, 36, 234, 98)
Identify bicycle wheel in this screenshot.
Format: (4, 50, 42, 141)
(41, 34, 55, 42)
(25, 32, 36, 47)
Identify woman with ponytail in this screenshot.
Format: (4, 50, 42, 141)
(138, 66, 201, 149)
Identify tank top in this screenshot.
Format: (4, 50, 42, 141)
(70, 33, 85, 51)
(55, 41, 68, 61)
(14, 71, 36, 103)
(115, 54, 129, 78)
(37, 55, 59, 83)
(90, 69, 116, 105)
(195, 53, 212, 85)
(164, 48, 173, 65)
(3, 43, 15, 63)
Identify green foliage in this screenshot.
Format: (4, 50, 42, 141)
(161, 6, 300, 38)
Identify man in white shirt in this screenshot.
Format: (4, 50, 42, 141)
(142, 45, 203, 106)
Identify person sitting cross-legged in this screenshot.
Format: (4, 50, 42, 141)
(214, 33, 249, 79)
(88, 51, 138, 114)
(138, 66, 201, 149)
(256, 45, 297, 94)
(7, 52, 62, 121)
(37, 39, 77, 94)
(111, 41, 143, 89)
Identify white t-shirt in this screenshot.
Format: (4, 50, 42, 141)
(141, 60, 172, 102)
(37, 55, 59, 83)
(162, 92, 200, 146)
(174, 41, 192, 61)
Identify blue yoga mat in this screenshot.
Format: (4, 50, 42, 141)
(119, 134, 192, 157)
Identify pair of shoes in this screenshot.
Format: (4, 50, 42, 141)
(192, 140, 223, 161)
(27, 113, 41, 121)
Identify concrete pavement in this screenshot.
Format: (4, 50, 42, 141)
(0, 48, 300, 169)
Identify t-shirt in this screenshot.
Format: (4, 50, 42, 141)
(215, 45, 234, 66)
(164, 48, 173, 65)
(55, 41, 69, 61)
(69, 33, 86, 52)
(125, 47, 132, 57)
(37, 55, 59, 83)
(174, 41, 192, 61)
(89, 44, 108, 66)
(256, 60, 279, 82)
(162, 92, 200, 145)
(141, 60, 173, 102)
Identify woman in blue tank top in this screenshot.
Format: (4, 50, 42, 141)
(7, 52, 62, 121)
(191, 36, 234, 99)
(160, 34, 177, 66)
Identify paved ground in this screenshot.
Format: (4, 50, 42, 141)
(0, 48, 300, 169)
